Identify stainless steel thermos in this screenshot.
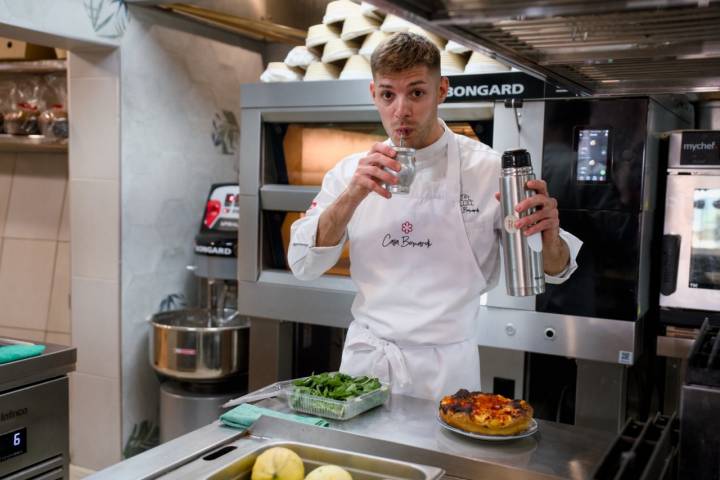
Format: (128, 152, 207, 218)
(499, 149, 545, 296)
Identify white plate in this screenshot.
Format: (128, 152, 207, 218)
(436, 414, 538, 441)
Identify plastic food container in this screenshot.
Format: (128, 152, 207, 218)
(231, 375, 390, 420)
(288, 381, 390, 420)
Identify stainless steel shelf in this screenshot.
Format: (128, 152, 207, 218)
(0, 59, 66, 74)
(260, 184, 320, 212)
(0, 134, 68, 153)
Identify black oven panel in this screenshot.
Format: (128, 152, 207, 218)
(538, 98, 653, 321)
(542, 98, 649, 213)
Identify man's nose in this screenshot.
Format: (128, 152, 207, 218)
(394, 95, 412, 118)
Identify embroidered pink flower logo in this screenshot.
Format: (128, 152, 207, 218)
(401, 221, 413, 234)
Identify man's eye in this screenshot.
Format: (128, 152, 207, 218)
(412, 90, 425, 97)
(381, 91, 394, 100)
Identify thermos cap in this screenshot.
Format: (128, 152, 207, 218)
(502, 149, 532, 168)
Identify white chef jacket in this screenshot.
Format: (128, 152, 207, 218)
(288, 124, 582, 288)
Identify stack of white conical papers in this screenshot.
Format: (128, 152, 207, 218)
(445, 40, 471, 54)
(306, 24, 340, 48)
(380, 14, 414, 33)
(341, 14, 380, 41)
(284, 46, 320, 68)
(323, 0, 363, 24)
(322, 37, 360, 63)
(260, 62, 304, 82)
(464, 51, 510, 74)
(304, 62, 341, 81)
(340, 54, 373, 79)
(359, 30, 390, 60)
(360, 1, 383, 20)
(407, 25, 446, 49)
(440, 50, 467, 75)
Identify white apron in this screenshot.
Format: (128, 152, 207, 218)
(340, 128, 487, 400)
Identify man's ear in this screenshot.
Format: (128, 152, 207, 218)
(438, 76, 449, 104)
(369, 80, 375, 99)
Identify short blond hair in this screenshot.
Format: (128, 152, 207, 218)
(370, 32, 440, 78)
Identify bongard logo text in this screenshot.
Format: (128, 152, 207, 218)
(194, 245, 233, 256)
(448, 83, 525, 98)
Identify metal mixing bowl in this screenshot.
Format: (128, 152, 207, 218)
(149, 308, 249, 382)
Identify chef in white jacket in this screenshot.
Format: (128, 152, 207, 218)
(288, 32, 582, 401)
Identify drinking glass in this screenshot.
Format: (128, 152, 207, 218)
(386, 147, 416, 194)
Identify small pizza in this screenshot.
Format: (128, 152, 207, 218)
(439, 389, 534, 436)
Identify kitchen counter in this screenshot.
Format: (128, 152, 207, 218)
(90, 392, 613, 479)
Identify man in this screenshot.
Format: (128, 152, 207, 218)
(288, 33, 582, 400)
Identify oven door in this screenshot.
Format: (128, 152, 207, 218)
(661, 173, 720, 311)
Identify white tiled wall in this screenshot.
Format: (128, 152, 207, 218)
(69, 179, 119, 280)
(69, 372, 121, 469)
(71, 277, 119, 378)
(47, 242, 71, 333)
(5, 155, 67, 239)
(67, 47, 122, 471)
(0, 152, 70, 344)
(0, 238, 58, 330)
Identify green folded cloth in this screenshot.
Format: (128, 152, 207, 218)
(220, 403, 329, 429)
(0, 344, 46, 364)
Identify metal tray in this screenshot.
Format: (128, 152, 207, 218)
(204, 441, 443, 480)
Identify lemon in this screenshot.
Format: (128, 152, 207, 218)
(304, 465, 353, 480)
(251, 447, 304, 480)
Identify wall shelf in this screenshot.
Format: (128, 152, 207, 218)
(0, 134, 68, 153)
(0, 59, 66, 74)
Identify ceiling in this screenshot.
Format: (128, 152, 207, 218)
(365, 0, 720, 95)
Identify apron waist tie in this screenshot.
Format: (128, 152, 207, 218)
(344, 326, 412, 389)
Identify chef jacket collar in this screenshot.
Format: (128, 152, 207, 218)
(414, 118, 450, 165)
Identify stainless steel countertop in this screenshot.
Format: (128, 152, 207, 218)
(90, 393, 613, 480)
(0, 337, 76, 392)
(257, 395, 612, 479)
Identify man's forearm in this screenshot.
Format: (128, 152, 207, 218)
(316, 189, 363, 247)
(543, 236, 570, 275)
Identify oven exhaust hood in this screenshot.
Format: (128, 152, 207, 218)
(126, 0, 332, 48)
(365, 0, 720, 95)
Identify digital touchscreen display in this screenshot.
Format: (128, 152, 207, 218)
(576, 128, 610, 183)
(0, 428, 26, 462)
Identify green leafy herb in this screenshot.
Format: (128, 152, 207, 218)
(292, 372, 382, 400)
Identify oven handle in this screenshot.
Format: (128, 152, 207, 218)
(661, 234, 681, 296)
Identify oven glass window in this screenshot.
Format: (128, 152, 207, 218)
(263, 211, 350, 276)
(690, 188, 720, 290)
(264, 122, 489, 186)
